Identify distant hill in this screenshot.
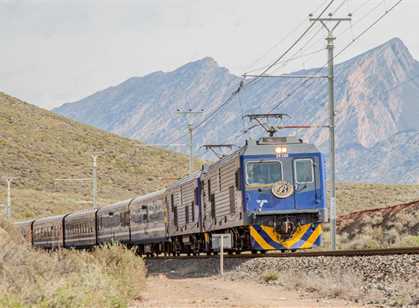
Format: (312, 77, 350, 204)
(54, 38, 419, 184)
(0, 92, 195, 220)
(2, 92, 419, 221)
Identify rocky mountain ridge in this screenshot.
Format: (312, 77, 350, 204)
(54, 38, 419, 183)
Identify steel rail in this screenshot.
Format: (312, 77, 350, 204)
(145, 247, 419, 260)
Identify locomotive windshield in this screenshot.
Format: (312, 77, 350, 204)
(246, 161, 282, 185)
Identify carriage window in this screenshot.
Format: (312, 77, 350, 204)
(294, 159, 314, 184)
(246, 161, 282, 185)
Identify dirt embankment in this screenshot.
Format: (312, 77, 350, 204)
(336, 200, 419, 248)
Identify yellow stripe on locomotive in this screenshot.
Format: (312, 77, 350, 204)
(250, 223, 322, 250)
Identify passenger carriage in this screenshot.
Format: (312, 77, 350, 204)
(32, 215, 67, 249)
(64, 208, 97, 249)
(97, 199, 131, 245)
(129, 190, 168, 255)
(15, 219, 34, 244)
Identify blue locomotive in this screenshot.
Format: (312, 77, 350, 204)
(16, 135, 327, 254)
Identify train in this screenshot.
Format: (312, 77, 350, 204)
(16, 135, 327, 255)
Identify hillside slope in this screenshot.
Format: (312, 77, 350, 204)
(2, 92, 419, 221)
(0, 92, 194, 219)
(54, 38, 419, 183)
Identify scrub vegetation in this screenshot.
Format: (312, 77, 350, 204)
(0, 92, 200, 221)
(336, 201, 419, 249)
(0, 218, 146, 307)
(335, 182, 419, 215)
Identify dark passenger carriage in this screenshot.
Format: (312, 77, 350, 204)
(15, 219, 34, 244)
(64, 208, 97, 249)
(129, 190, 167, 254)
(97, 199, 132, 245)
(32, 215, 66, 249)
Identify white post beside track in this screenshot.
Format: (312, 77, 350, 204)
(220, 235, 224, 276)
(212, 233, 231, 276)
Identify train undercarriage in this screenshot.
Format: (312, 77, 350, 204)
(134, 221, 321, 257)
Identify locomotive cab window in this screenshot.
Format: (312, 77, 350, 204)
(246, 161, 283, 185)
(294, 158, 314, 184)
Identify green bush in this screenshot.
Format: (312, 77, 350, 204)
(261, 271, 279, 283)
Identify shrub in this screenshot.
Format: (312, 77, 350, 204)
(261, 271, 279, 283)
(397, 235, 419, 247)
(0, 219, 145, 307)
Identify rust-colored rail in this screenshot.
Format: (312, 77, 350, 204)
(146, 247, 419, 260)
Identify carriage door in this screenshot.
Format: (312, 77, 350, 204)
(293, 158, 316, 209)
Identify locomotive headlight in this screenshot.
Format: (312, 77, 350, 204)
(275, 145, 288, 155)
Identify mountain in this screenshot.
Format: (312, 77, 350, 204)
(54, 38, 419, 183)
(0, 92, 194, 220)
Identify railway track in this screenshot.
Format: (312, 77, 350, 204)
(146, 246, 419, 260)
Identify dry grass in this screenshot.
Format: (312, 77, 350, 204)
(335, 204, 419, 249)
(0, 92, 201, 221)
(0, 218, 146, 307)
(335, 182, 419, 215)
(277, 270, 363, 301)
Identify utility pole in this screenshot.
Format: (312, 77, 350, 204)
(176, 109, 204, 175)
(310, 13, 351, 250)
(3, 177, 14, 219)
(92, 154, 98, 209)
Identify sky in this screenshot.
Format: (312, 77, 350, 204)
(0, 0, 418, 109)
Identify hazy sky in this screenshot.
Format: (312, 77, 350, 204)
(0, 0, 418, 109)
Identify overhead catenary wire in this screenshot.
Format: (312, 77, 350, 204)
(180, 0, 337, 143)
(243, 0, 331, 74)
(259, 0, 348, 77)
(172, 0, 404, 149)
(226, 0, 406, 147)
(269, 0, 404, 113)
(268, 0, 385, 78)
(243, 0, 336, 90)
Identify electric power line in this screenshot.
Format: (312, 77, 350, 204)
(180, 0, 337, 142)
(243, 0, 331, 74)
(269, 0, 404, 113)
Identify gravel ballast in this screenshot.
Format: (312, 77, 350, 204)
(146, 254, 419, 307)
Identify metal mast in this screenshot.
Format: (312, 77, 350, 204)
(176, 109, 204, 175)
(310, 13, 351, 250)
(92, 154, 98, 209)
(5, 177, 14, 219)
(1, 177, 15, 219)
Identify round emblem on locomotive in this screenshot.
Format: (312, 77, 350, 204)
(272, 181, 294, 198)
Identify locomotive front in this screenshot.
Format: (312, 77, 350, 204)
(241, 136, 327, 251)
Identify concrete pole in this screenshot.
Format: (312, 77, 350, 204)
(6, 178, 11, 219)
(326, 31, 337, 251)
(309, 15, 351, 251)
(176, 109, 204, 175)
(188, 123, 193, 175)
(92, 155, 97, 209)
(220, 235, 224, 276)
